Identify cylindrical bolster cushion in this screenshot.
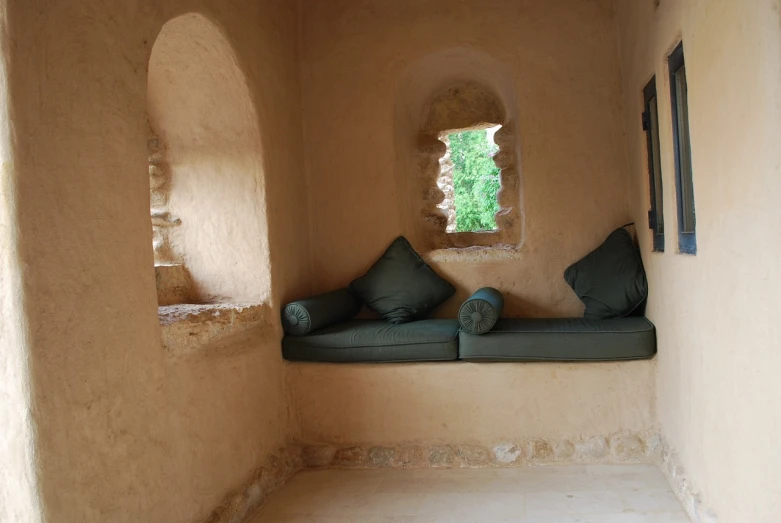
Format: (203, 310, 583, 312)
(282, 288, 361, 336)
(458, 287, 504, 334)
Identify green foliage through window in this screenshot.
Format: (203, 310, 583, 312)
(447, 127, 501, 232)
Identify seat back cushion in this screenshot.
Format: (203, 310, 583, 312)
(564, 227, 648, 319)
(349, 237, 455, 324)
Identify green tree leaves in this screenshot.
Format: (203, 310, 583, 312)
(448, 128, 501, 232)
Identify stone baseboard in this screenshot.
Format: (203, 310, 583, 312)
(300, 431, 661, 470)
(205, 445, 302, 523)
(211, 433, 725, 523)
(658, 438, 718, 523)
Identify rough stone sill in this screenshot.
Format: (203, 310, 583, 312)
(425, 244, 522, 263)
(159, 303, 273, 360)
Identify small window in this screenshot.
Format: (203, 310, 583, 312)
(642, 77, 665, 252)
(668, 42, 697, 254)
(438, 125, 502, 233)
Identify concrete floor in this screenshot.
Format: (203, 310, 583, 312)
(252, 464, 689, 522)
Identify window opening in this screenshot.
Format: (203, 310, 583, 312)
(669, 42, 697, 254)
(642, 77, 665, 252)
(438, 125, 502, 233)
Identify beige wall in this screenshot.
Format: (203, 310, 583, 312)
(288, 0, 654, 450)
(300, 0, 631, 318)
(615, 0, 781, 521)
(290, 361, 655, 447)
(3, 0, 308, 522)
(0, 4, 42, 519)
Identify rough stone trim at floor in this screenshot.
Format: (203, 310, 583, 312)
(300, 431, 662, 470)
(205, 445, 302, 523)
(658, 438, 718, 523)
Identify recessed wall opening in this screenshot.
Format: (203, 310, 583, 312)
(147, 13, 272, 308)
(437, 125, 502, 233)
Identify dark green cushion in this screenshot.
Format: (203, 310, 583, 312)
(282, 319, 460, 363)
(564, 227, 648, 319)
(349, 237, 455, 324)
(458, 317, 656, 361)
(281, 288, 361, 336)
(458, 287, 504, 334)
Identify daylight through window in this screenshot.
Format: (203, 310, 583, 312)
(438, 125, 502, 233)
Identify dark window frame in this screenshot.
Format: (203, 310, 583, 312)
(668, 42, 697, 255)
(642, 77, 665, 252)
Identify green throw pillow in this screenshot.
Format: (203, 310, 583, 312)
(349, 237, 455, 324)
(564, 227, 648, 319)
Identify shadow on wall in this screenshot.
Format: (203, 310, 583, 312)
(394, 47, 524, 252)
(147, 13, 271, 305)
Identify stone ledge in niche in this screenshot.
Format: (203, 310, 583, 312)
(159, 303, 273, 359)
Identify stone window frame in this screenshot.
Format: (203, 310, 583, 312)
(413, 83, 522, 251)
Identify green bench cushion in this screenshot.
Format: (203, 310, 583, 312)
(458, 317, 656, 362)
(282, 319, 460, 363)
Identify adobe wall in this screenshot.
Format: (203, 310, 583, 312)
(0, 4, 43, 519)
(3, 1, 309, 522)
(615, 0, 781, 521)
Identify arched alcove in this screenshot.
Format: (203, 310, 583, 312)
(394, 47, 524, 251)
(147, 13, 271, 305)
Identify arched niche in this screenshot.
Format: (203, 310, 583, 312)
(394, 47, 524, 251)
(147, 13, 271, 305)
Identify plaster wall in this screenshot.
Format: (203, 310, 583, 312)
(3, 1, 308, 522)
(0, 5, 42, 519)
(290, 0, 652, 451)
(615, 0, 781, 521)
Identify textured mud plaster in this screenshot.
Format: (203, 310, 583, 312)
(301, 0, 631, 319)
(148, 13, 271, 304)
(289, 361, 656, 449)
(155, 263, 194, 305)
(4, 1, 309, 522)
(616, 0, 781, 521)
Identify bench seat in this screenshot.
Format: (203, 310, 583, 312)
(458, 317, 656, 362)
(282, 319, 460, 363)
